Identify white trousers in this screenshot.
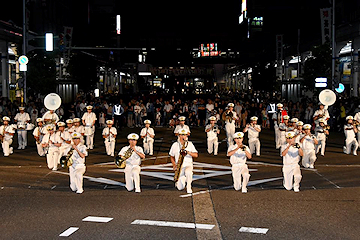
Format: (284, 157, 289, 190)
(302, 149, 316, 168)
(283, 164, 302, 191)
(69, 164, 86, 193)
(17, 130, 27, 149)
(176, 163, 193, 192)
(207, 137, 218, 155)
(47, 148, 59, 170)
(36, 142, 45, 157)
(344, 138, 359, 154)
(105, 140, 115, 156)
(58, 145, 71, 164)
(143, 138, 154, 155)
(249, 138, 260, 156)
(316, 139, 326, 155)
(275, 126, 281, 149)
(2, 139, 13, 156)
(225, 123, 235, 147)
(85, 134, 94, 149)
(231, 164, 250, 191)
(124, 164, 141, 191)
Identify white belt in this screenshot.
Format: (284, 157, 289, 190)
(232, 162, 246, 167)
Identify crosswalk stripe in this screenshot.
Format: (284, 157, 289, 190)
(59, 227, 79, 237)
(131, 220, 215, 230)
(239, 226, 269, 234)
(82, 216, 113, 223)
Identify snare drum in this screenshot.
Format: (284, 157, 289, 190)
(17, 123, 26, 130)
(26, 123, 35, 131)
(84, 125, 94, 136)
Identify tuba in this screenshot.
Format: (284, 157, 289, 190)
(114, 147, 134, 168)
(319, 89, 336, 108)
(44, 93, 62, 111)
(174, 140, 188, 182)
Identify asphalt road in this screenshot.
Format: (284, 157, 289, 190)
(1, 125, 360, 239)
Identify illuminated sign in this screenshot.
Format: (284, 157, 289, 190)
(251, 17, 263, 27)
(199, 43, 219, 57)
(116, 15, 121, 34)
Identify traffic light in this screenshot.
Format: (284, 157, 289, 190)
(59, 33, 65, 52)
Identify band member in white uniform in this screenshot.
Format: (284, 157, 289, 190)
(14, 107, 31, 149)
(42, 109, 59, 126)
(65, 119, 74, 134)
(0, 116, 15, 157)
(243, 116, 261, 156)
(279, 115, 290, 147)
(354, 110, 360, 144)
(140, 120, 155, 156)
(205, 116, 220, 156)
(227, 132, 251, 193)
(174, 116, 191, 139)
(272, 103, 287, 149)
(313, 103, 330, 126)
(119, 133, 145, 193)
(281, 132, 303, 192)
(69, 132, 88, 194)
(300, 124, 318, 168)
(73, 118, 85, 145)
(56, 122, 72, 163)
(169, 129, 198, 194)
(315, 119, 329, 156)
(102, 120, 117, 157)
(41, 125, 62, 171)
(294, 121, 304, 144)
(343, 116, 358, 155)
(223, 103, 238, 147)
(33, 118, 46, 156)
(82, 106, 97, 150)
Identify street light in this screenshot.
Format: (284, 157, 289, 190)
(45, 33, 53, 51)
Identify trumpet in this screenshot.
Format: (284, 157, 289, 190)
(293, 143, 301, 149)
(323, 125, 331, 130)
(353, 120, 360, 126)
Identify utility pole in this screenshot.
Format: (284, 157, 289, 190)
(22, 0, 27, 103)
(331, 0, 336, 91)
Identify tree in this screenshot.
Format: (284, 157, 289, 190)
(303, 44, 332, 90)
(27, 52, 57, 96)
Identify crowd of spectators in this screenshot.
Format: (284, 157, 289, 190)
(1, 90, 359, 132)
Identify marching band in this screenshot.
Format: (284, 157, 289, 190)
(2, 91, 360, 195)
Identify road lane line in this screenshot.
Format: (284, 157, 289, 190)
(82, 216, 113, 223)
(59, 227, 79, 237)
(239, 226, 268, 234)
(131, 220, 215, 230)
(315, 171, 341, 189)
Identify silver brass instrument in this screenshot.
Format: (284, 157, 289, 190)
(174, 140, 188, 182)
(44, 93, 62, 111)
(115, 147, 134, 168)
(60, 148, 74, 168)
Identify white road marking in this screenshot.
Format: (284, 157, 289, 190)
(239, 226, 268, 234)
(180, 177, 283, 197)
(247, 160, 317, 171)
(82, 216, 113, 223)
(59, 227, 79, 237)
(131, 220, 215, 230)
(51, 185, 56, 190)
(53, 171, 126, 187)
(315, 171, 341, 189)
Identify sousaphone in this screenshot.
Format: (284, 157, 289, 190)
(319, 89, 336, 109)
(44, 93, 61, 111)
